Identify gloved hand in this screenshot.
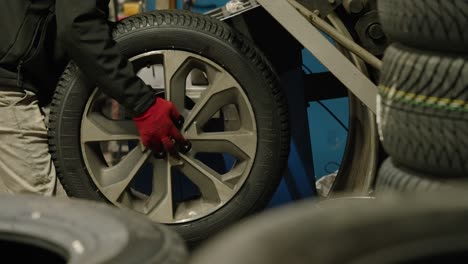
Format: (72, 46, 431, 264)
(133, 97, 186, 156)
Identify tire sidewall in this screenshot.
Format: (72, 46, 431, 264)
(0, 195, 184, 264)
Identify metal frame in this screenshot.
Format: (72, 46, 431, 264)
(295, 0, 343, 18)
(204, 0, 382, 195)
(254, 0, 378, 113)
(288, 0, 382, 70)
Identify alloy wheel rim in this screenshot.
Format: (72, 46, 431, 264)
(80, 50, 257, 224)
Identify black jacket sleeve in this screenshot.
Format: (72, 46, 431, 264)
(55, 0, 154, 116)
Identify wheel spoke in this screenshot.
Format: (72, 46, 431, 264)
(81, 112, 139, 143)
(183, 72, 239, 131)
(164, 50, 191, 112)
(179, 155, 235, 203)
(146, 159, 174, 222)
(204, 64, 220, 84)
(222, 160, 248, 183)
(99, 148, 151, 202)
(186, 129, 257, 159)
(119, 190, 135, 208)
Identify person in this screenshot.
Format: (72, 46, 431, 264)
(0, 0, 186, 196)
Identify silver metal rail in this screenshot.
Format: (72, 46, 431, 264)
(257, 0, 377, 113)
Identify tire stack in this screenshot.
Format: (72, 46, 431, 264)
(375, 0, 468, 193)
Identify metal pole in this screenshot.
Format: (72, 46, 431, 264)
(288, 0, 382, 70)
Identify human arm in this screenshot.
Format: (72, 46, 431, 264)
(55, 0, 187, 153)
(55, 0, 153, 116)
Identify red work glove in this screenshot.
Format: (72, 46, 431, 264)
(133, 97, 186, 156)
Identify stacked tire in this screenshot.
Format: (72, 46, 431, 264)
(375, 0, 468, 193)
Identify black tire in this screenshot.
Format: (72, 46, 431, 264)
(377, 0, 468, 53)
(0, 195, 187, 264)
(48, 10, 289, 244)
(191, 190, 468, 264)
(375, 158, 458, 193)
(377, 44, 468, 177)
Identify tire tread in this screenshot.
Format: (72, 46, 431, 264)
(378, 44, 468, 177)
(378, 0, 468, 53)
